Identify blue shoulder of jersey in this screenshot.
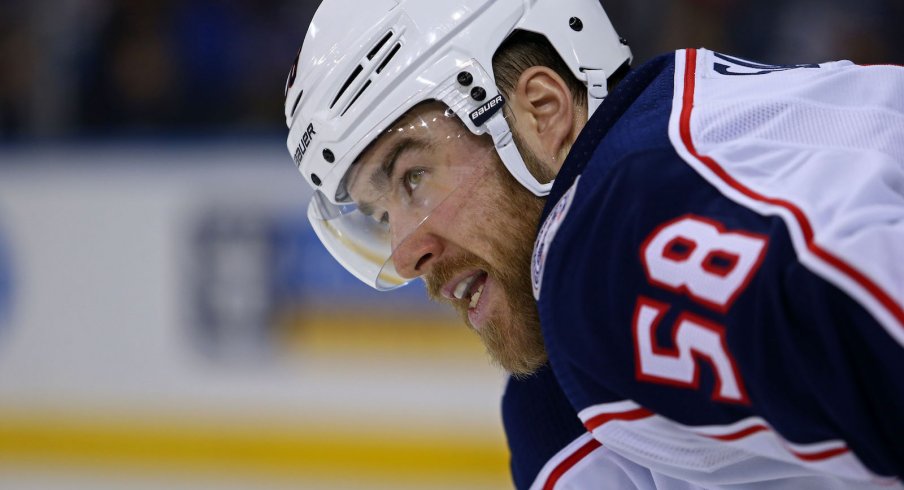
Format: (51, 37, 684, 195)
(534, 51, 904, 478)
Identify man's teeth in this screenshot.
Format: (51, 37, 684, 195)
(452, 274, 486, 308)
(469, 284, 484, 309)
(453, 275, 477, 300)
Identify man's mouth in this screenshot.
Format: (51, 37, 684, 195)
(442, 270, 490, 326)
(453, 272, 487, 306)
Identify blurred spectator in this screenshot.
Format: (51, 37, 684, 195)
(0, 0, 901, 141)
(0, 3, 37, 138)
(74, 0, 316, 135)
(78, 0, 180, 129)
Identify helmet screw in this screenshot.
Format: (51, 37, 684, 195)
(470, 86, 487, 101)
(569, 17, 583, 31)
(457, 71, 473, 86)
(322, 148, 335, 163)
(311, 174, 322, 186)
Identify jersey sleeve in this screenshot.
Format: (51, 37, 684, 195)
(502, 366, 704, 490)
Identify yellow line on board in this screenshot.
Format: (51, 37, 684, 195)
(277, 309, 492, 360)
(0, 410, 511, 486)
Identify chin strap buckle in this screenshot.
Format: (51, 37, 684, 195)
(584, 68, 608, 116)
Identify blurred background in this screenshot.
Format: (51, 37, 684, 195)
(0, 1, 901, 489)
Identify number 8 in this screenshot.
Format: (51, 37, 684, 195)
(641, 215, 768, 312)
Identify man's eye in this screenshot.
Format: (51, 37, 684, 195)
(404, 168, 425, 194)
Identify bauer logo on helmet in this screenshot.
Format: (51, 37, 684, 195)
(293, 123, 317, 168)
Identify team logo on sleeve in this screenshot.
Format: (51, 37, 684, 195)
(532, 177, 580, 300)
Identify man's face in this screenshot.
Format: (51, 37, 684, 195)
(346, 102, 548, 375)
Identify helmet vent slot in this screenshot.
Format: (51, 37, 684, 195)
(367, 31, 394, 60)
(376, 43, 401, 74)
(291, 90, 304, 117)
(341, 80, 372, 117)
(330, 64, 364, 110)
(330, 31, 402, 117)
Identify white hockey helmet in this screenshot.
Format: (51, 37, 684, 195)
(285, 0, 631, 290)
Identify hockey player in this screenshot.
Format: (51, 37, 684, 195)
(283, 0, 904, 487)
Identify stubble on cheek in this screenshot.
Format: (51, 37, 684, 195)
(422, 165, 549, 376)
(425, 258, 546, 376)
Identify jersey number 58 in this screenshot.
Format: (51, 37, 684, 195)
(634, 215, 768, 404)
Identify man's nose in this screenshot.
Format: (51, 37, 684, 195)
(391, 228, 444, 279)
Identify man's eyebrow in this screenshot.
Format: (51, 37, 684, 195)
(369, 137, 429, 191)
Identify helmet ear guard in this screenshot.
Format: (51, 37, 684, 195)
(485, 111, 554, 196)
(435, 60, 554, 197)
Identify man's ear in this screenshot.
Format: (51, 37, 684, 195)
(507, 66, 577, 167)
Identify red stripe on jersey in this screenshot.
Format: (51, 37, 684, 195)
(790, 446, 849, 462)
(702, 423, 849, 461)
(541, 438, 602, 490)
(705, 423, 769, 441)
(679, 48, 904, 334)
(583, 407, 654, 432)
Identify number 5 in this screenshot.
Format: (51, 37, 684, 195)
(633, 297, 749, 404)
